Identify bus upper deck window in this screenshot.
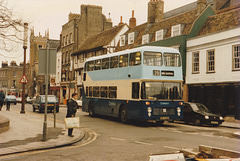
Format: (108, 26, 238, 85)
(164, 53, 181, 67)
(119, 54, 129, 67)
(88, 61, 94, 71)
(110, 56, 119, 69)
(95, 59, 102, 70)
(102, 58, 110, 69)
(130, 52, 141, 66)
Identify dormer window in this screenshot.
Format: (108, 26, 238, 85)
(120, 35, 125, 46)
(128, 32, 134, 44)
(171, 24, 185, 37)
(156, 29, 164, 41)
(142, 34, 149, 44)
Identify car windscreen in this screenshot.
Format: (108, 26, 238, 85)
(41, 96, 58, 102)
(189, 103, 210, 112)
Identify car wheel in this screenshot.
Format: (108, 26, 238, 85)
(38, 108, 43, 113)
(194, 118, 201, 126)
(56, 108, 59, 113)
(119, 105, 128, 124)
(14, 103, 16, 105)
(88, 102, 95, 117)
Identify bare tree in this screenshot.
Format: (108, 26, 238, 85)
(0, 0, 23, 52)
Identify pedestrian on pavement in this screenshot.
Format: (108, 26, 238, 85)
(66, 93, 78, 137)
(0, 90, 5, 111)
(6, 92, 11, 111)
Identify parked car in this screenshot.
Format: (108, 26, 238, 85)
(16, 97, 22, 103)
(183, 102, 224, 126)
(4, 95, 17, 105)
(76, 97, 82, 108)
(32, 95, 59, 113)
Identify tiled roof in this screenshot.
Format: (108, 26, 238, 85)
(76, 24, 126, 53)
(116, 8, 199, 51)
(198, 5, 240, 35)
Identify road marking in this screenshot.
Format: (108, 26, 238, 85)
(164, 146, 179, 150)
(134, 141, 153, 146)
(111, 137, 126, 141)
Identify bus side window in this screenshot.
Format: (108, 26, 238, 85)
(89, 86, 93, 97)
(100, 86, 108, 98)
(110, 56, 119, 68)
(102, 58, 110, 69)
(93, 87, 100, 97)
(132, 82, 139, 99)
(109, 86, 117, 98)
(141, 82, 146, 99)
(119, 54, 129, 67)
(95, 59, 102, 70)
(130, 52, 141, 66)
(88, 61, 94, 71)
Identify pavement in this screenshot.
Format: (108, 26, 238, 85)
(0, 105, 239, 157)
(0, 105, 85, 156)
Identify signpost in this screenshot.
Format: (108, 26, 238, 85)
(19, 75, 28, 84)
(38, 40, 57, 141)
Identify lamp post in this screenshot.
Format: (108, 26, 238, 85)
(20, 23, 28, 114)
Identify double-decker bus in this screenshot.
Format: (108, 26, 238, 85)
(82, 46, 183, 124)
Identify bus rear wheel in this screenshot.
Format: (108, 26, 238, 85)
(89, 102, 95, 117)
(119, 105, 128, 124)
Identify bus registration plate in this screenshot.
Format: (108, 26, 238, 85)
(160, 117, 169, 120)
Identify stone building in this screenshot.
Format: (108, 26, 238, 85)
(60, 4, 113, 102)
(0, 61, 29, 96)
(29, 29, 60, 97)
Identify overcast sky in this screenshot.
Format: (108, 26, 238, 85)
(1, 0, 196, 66)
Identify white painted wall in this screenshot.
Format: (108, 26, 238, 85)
(186, 27, 240, 84)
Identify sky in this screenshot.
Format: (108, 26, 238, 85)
(0, 0, 196, 66)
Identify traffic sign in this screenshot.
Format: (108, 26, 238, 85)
(20, 75, 28, 83)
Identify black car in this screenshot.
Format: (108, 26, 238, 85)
(183, 102, 224, 126)
(32, 95, 59, 113)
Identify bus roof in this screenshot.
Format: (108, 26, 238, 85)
(85, 46, 179, 62)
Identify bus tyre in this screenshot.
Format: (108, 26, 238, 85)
(156, 120, 165, 126)
(89, 102, 95, 117)
(120, 105, 128, 124)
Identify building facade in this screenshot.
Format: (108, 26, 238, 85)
(0, 61, 29, 96)
(60, 5, 113, 103)
(186, 6, 240, 118)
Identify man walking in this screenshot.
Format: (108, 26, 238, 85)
(66, 93, 78, 137)
(0, 90, 5, 111)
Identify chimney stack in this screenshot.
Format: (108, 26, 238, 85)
(129, 10, 136, 28)
(148, 0, 164, 23)
(119, 16, 124, 25)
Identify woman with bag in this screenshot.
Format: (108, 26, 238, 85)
(66, 93, 78, 137)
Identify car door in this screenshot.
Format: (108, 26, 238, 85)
(183, 103, 194, 123)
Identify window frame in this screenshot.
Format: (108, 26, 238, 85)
(233, 45, 240, 71)
(120, 35, 126, 46)
(110, 56, 119, 69)
(119, 54, 129, 68)
(192, 52, 200, 74)
(206, 49, 215, 73)
(155, 29, 164, 41)
(128, 32, 134, 44)
(129, 52, 142, 66)
(142, 34, 149, 44)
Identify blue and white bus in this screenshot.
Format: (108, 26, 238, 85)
(82, 46, 183, 124)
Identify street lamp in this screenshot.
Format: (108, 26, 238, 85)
(20, 22, 28, 114)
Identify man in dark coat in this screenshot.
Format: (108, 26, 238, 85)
(66, 93, 78, 137)
(0, 90, 5, 111)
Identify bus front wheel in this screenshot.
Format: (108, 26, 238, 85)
(89, 102, 95, 117)
(119, 105, 128, 124)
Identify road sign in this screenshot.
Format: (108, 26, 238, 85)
(20, 75, 28, 83)
(38, 49, 57, 75)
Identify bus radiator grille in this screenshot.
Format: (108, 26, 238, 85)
(152, 107, 176, 116)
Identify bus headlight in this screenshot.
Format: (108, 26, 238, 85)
(147, 107, 152, 113)
(177, 107, 181, 116)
